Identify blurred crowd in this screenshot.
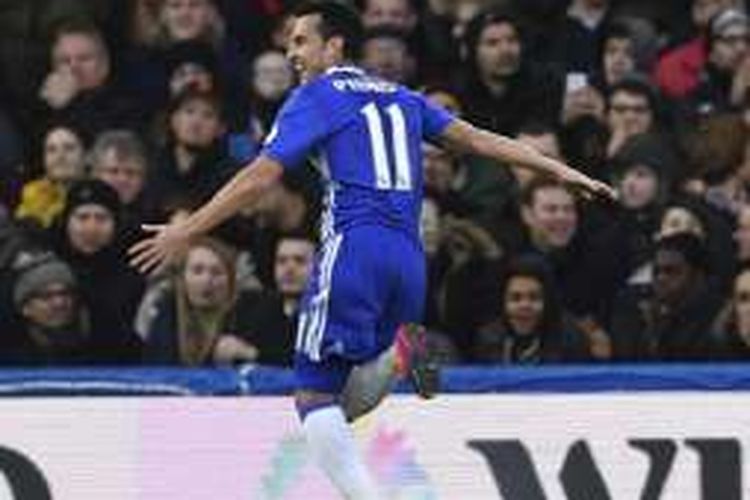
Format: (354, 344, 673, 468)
(1, 0, 750, 367)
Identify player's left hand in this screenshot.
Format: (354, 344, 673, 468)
(128, 222, 191, 274)
(560, 169, 618, 202)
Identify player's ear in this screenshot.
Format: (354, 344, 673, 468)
(326, 35, 345, 59)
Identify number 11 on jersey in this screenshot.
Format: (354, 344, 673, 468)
(361, 102, 412, 191)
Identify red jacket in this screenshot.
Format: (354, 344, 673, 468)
(654, 37, 707, 98)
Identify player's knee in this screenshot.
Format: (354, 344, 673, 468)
(294, 390, 339, 421)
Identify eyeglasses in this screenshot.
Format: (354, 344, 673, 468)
(717, 34, 750, 46)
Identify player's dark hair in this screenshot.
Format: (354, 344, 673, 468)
(292, 1, 364, 61)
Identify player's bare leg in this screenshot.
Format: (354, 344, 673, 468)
(295, 391, 381, 500)
(341, 324, 440, 422)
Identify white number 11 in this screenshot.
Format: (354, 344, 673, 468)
(361, 102, 412, 191)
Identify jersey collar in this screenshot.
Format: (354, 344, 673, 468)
(325, 65, 366, 76)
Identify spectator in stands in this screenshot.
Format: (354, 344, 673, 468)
(4, 253, 141, 365)
(435, 216, 505, 361)
(596, 20, 639, 90)
(516, 177, 622, 358)
(689, 8, 750, 117)
(142, 237, 261, 366)
(148, 88, 239, 216)
(458, 8, 563, 136)
(163, 40, 220, 98)
(609, 136, 670, 292)
(422, 142, 472, 217)
(657, 196, 736, 288)
(121, 0, 243, 119)
(233, 233, 316, 366)
(89, 130, 154, 236)
(229, 49, 294, 164)
(360, 0, 418, 34)
(551, 0, 613, 74)
(610, 233, 724, 360)
(605, 78, 660, 158)
(688, 113, 749, 215)
(361, 27, 416, 85)
(15, 124, 87, 229)
(37, 20, 142, 139)
(655, 0, 740, 99)
(711, 265, 750, 358)
(52, 179, 145, 342)
(510, 122, 563, 190)
(157, 0, 244, 105)
(475, 258, 591, 364)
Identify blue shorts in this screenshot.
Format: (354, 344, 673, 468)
(294, 226, 425, 394)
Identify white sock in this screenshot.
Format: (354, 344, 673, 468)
(303, 405, 380, 500)
(341, 346, 397, 422)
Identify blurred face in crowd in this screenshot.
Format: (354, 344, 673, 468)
(287, 14, 341, 83)
(608, 90, 653, 135)
(710, 22, 750, 71)
(362, 0, 417, 33)
(423, 142, 455, 193)
(170, 62, 214, 96)
(659, 206, 705, 240)
(92, 150, 146, 205)
(476, 21, 521, 82)
(21, 282, 76, 329)
(170, 97, 223, 148)
(274, 238, 315, 297)
(523, 186, 578, 249)
(733, 269, 750, 338)
(420, 198, 441, 256)
(362, 35, 412, 83)
(603, 37, 635, 86)
(183, 245, 231, 309)
(618, 165, 659, 210)
(52, 33, 110, 91)
(654, 248, 698, 305)
(734, 206, 750, 261)
(253, 51, 294, 101)
(44, 127, 86, 184)
(504, 275, 544, 336)
(67, 204, 115, 255)
(513, 131, 561, 188)
(161, 0, 215, 41)
(693, 0, 739, 30)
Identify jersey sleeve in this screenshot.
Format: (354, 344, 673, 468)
(261, 84, 329, 170)
(418, 93, 456, 141)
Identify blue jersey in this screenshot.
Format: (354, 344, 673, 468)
(261, 65, 455, 242)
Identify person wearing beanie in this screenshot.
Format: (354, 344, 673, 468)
(689, 8, 750, 117)
(50, 179, 144, 362)
(3, 253, 92, 365)
(3, 251, 144, 365)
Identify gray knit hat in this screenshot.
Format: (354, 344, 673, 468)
(13, 257, 76, 307)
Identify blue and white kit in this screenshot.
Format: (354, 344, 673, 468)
(261, 66, 455, 393)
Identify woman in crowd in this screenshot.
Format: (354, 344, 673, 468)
(475, 258, 591, 364)
(15, 124, 87, 229)
(142, 236, 261, 366)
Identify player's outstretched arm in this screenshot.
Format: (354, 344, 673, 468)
(438, 119, 617, 200)
(128, 156, 283, 273)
